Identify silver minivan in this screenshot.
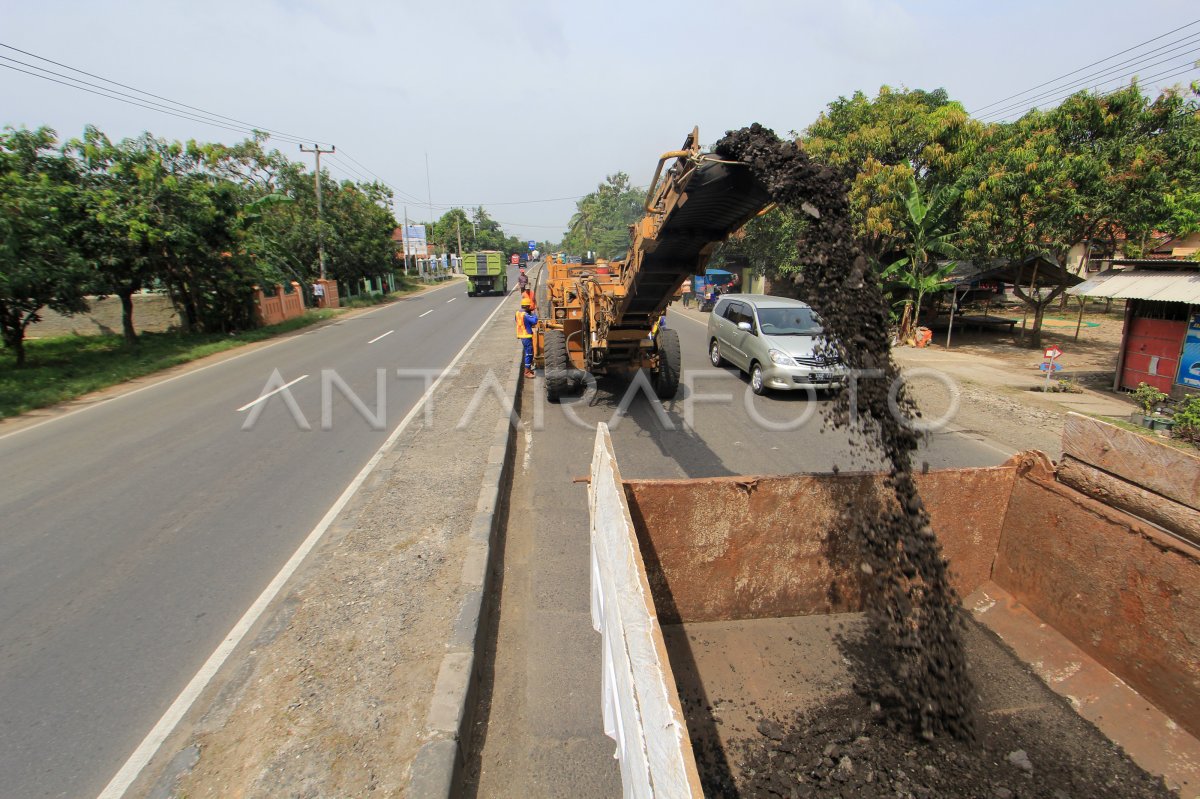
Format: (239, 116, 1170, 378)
(706, 294, 846, 394)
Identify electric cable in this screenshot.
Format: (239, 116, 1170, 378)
(970, 18, 1200, 114)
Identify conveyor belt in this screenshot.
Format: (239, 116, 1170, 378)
(619, 158, 770, 325)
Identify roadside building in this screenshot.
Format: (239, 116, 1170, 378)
(1070, 260, 1200, 396)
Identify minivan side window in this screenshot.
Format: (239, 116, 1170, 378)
(720, 300, 739, 321)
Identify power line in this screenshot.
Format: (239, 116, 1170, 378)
(978, 48, 1200, 121)
(970, 18, 1200, 114)
(0, 61, 271, 140)
(0, 41, 330, 147)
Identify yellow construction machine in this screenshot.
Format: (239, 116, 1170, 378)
(536, 128, 771, 402)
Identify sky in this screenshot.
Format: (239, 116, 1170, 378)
(3, 0, 1198, 244)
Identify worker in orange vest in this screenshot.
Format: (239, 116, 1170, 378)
(516, 296, 538, 378)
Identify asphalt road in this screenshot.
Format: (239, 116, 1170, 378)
(472, 299, 1013, 797)
(0, 271, 516, 799)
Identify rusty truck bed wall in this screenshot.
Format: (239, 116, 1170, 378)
(623, 465, 1016, 624)
(623, 422, 1200, 742)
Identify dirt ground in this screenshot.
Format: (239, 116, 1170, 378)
(898, 301, 1134, 458)
(931, 300, 1127, 390)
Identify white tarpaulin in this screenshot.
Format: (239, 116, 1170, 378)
(589, 424, 702, 799)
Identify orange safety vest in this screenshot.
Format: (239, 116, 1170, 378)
(516, 309, 533, 339)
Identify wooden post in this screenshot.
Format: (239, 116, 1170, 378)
(945, 286, 959, 349)
(1074, 295, 1087, 341)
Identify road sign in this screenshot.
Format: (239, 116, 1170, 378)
(528, 240, 536, 250)
(1044, 345, 1062, 360)
(1038, 362, 1064, 372)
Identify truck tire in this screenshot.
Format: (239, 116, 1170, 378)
(544, 329, 569, 403)
(654, 327, 681, 399)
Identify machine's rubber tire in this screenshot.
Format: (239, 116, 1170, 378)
(544, 329, 569, 403)
(750, 362, 767, 395)
(709, 338, 725, 368)
(654, 327, 682, 399)
(467, 291, 475, 297)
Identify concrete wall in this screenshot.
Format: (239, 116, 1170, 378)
(25, 294, 181, 338)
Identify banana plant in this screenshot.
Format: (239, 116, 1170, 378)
(884, 177, 963, 341)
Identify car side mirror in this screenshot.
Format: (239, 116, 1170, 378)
(737, 321, 752, 332)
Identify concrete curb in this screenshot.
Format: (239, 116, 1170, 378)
(409, 301, 523, 798)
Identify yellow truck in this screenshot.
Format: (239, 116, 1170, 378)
(464, 250, 507, 296)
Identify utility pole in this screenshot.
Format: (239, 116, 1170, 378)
(456, 215, 464, 259)
(300, 144, 335, 279)
(402, 206, 411, 277)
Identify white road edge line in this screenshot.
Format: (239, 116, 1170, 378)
(419, 309, 433, 318)
(96, 293, 514, 799)
(367, 330, 394, 344)
(672, 310, 708, 326)
(235, 375, 309, 412)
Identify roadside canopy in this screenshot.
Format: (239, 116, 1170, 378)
(1069, 269, 1200, 303)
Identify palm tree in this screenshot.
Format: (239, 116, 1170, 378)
(568, 195, 599, 249)
(884, 178, 962, 342)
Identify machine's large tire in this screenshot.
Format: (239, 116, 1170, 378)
(654, 327, 682, 399)
(544, 329, 569, 403)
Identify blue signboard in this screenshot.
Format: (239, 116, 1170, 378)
(1177, 311, 1200, 389)
(528, 240, 536, 250)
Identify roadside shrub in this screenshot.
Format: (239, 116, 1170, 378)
(1173, 394, 1200, 444)
(1132, 381, 1168, 414)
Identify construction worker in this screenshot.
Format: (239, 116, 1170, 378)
(517, 266, 529, 293)
(516, 296, 538, 378)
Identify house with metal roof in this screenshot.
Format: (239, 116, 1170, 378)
(1070, 259, 1200, 396)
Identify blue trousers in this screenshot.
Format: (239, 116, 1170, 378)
(521, 338, 533, 369)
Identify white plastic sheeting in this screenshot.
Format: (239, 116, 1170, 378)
(588, 424, 702, 799)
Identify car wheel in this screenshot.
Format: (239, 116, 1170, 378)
(750, 362, 767, 395)
(709, 339, 725, 368)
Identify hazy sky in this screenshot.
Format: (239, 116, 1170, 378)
(4, 0, 1198, 242)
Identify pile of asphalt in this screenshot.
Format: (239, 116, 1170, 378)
(730, 625, 1176, 799)
(715, 124, 974, 741)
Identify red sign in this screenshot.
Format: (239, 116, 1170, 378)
(1044, 345, 1063, 360)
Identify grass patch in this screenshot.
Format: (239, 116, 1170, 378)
(0, 309, 336, 418)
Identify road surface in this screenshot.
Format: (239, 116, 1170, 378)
(0, 272, 514, 799)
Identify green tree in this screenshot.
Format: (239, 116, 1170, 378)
(562, 173, 646, 259)
(803, 86, 982, 264)
(0, 127, 89, 366)
(884, 177, 962, 341)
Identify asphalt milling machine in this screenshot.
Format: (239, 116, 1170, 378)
(533, 128, 771, 402)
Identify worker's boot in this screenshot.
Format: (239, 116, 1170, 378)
(524, 368, 535, 378)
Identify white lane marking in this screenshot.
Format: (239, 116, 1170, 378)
(97, 291, 515, 799)
(446, 297, 456, 303)
(367, 330, 394, 344)
(235, 374, 309, 412)
(419, 310, 433, 318)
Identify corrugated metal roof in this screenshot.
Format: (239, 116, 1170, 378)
(1069, 269, 1200, 302)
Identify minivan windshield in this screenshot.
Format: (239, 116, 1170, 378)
(756, 307, 822, 336)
